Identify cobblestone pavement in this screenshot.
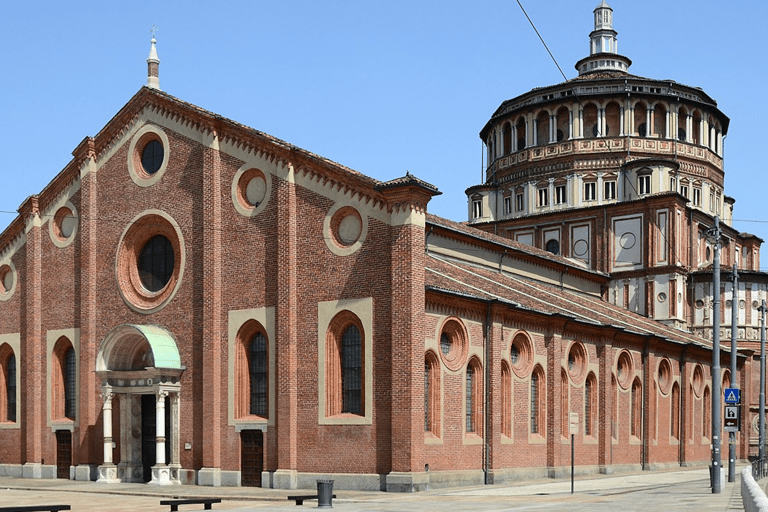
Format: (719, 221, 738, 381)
(0, 466, 749, 511)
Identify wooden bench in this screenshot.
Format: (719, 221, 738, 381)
(0, 506, 71, 512)
(159, 498, 222, 511)
(286, 494, 336, 506)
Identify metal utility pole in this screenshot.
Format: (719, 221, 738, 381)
(760, 300, 766, 462)
(708, 217, 722, 493)
(728, 264, 738, 483)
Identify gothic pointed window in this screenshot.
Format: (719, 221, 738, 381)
(249, 333, 268, 417)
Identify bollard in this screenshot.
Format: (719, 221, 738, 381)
(317, 479, 334, 509)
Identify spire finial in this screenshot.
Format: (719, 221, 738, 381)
(147, 26, 161, 90)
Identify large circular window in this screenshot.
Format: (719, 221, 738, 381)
(658, 358, 673, 395)
(116, 211, 185, 314)
(323, 203, 368, 257)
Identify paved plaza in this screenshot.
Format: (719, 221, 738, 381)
(0, 466, 753, 511)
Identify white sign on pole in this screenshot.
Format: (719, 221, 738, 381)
(569, 412, 579, 435)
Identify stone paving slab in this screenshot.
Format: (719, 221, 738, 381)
(0, 466, 748, 511)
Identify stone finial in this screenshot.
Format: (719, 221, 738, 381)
(147, 27, 160, 90)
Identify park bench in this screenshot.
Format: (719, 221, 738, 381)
(0, 506, 71, 512)
(287, 493, 336, 505)
(159, 498, 222, 511)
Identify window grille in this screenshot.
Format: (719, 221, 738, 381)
(424, 361, 431, 431)
(466, 365, 474, 432)
(341, 325, 362, 415)
(249, 333, 268, 417)
(440, 333, 452, 356)
(138, 235, 174, 292)
(531, 372, 539, 434)
(585, 378, 592, 436)
(64, 348, 76, 420)
(6, 354, 15, 422)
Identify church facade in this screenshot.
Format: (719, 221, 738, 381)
(0, 4, 761, 491)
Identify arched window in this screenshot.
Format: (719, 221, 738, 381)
(0, 345, 16, 423)
(501, 362, 511, 437)
(503, 122, 512, 154)
(425, 352, 440, 434)
(465, 358, 482, 434)
(52, 337, 76, 421)
(516, 117, 527, 150)
(561, 369, 569, 437)
(531, 366, 545, 435)
(671, 382, 680, 439)
(703, 386, 711, 439)
(235, 321, 270, 419)
(585, 373, 597, 437)
(631, 378, 641, 437)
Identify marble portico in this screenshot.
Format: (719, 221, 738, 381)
(95, 324, 184, 485)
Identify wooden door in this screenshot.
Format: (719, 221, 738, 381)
(240, 430, 263, 487)
(55, 430, 71, 479)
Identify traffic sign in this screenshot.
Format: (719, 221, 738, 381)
(724, 388, 740, 404)
(724, 405, 740, 432)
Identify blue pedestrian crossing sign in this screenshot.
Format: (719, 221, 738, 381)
(724, 388, 740, 404)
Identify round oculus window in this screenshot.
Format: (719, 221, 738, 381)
(567, 342, 587, 383)
(616, 350, 633, 390)
(235, 168, 268, 210)
(438, 318, 468, 372)
(509, 332, 533, 378)
(116, 212, 185, 314)
(330, 207, 363, 247)
(52, 206, 77, 244)
(141, 139, 164, 175)
(658, 358, 672, 395)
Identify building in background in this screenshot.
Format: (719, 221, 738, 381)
(0, 2, 761, 491)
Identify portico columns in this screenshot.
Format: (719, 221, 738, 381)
(96, 390, 120, 483)
(149, 389, 173, 485)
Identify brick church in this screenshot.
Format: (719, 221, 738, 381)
(0, 2, 765, 491)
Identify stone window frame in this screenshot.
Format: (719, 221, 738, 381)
(227, 307, 276, 431)
(48, 201, 79, 249)
(232, 164, 272, 218)
(0, 261, 17, 302)
(318, 298, 373, 426)
(0, 334, 20, 428)
(323, 203, 368, 257)
(127, 124, 170, 187)
(47, 329, 80, 431)
(584, 372, 598, 438)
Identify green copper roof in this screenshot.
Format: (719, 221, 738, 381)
(130, 324, 182, 369)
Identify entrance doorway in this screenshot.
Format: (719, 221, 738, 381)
(141, 394, 171, 482)
(240, 430, 263, 487)
(55, 430, 71, 479)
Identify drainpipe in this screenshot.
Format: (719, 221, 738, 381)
(483, 299, 495, 484)
(642, 338, 650, 470)
(679, 344, 688, 467)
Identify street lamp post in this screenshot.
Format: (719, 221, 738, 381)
(707, 217, 722, 493)
(729, 264, 738, 483)
(760, 300, 766, 463)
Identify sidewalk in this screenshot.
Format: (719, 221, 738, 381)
(0, 465, 747, 511)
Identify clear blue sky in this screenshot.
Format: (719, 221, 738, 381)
(3, 1, 767, 268)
